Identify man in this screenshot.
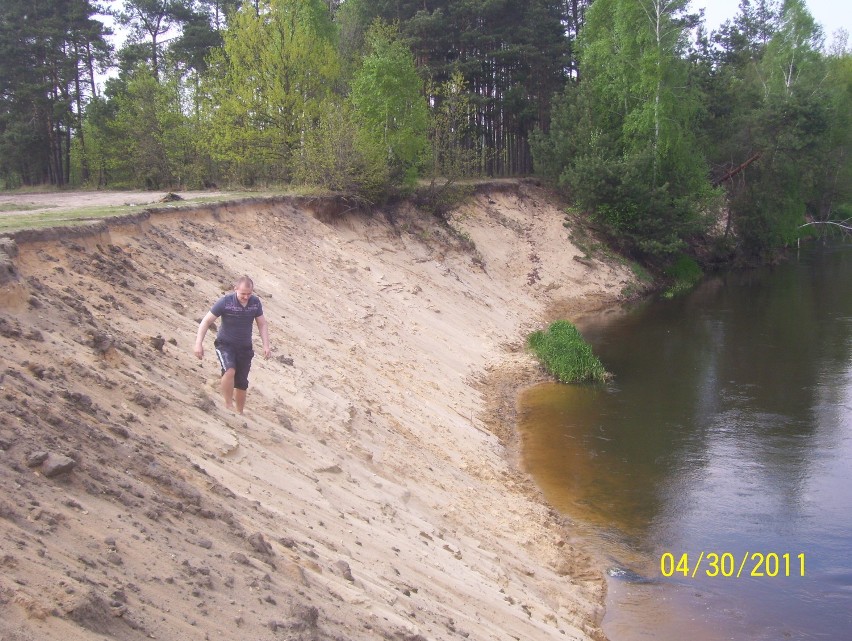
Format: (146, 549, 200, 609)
(194, 275, 271, 414)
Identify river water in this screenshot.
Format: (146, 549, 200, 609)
(518, 242, 852, 640)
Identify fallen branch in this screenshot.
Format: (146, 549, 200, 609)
(799, 220, 852, 232)
(712, 151, 762, 187)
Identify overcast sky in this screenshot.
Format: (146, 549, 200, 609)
(693, 0, 851, 42)
(98, 0, 851, 65)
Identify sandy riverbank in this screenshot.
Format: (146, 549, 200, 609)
(0, 182, 637, 640)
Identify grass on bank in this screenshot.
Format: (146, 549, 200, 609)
(662, 254, 703, 299)
(0, 203, 54, 213)
(0, 203, 151, 232)
(0, 191, 279, 233)
(527, 320, 609, 384)
(0, 179, 508, 234)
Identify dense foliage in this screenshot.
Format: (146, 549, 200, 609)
(0, 0, 110, 186)
(533, 0, 717, 258)
(1, 0, 849, 259)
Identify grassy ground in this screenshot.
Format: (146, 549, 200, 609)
(0, 203, 150, 232)
(0, 191, 273, 233)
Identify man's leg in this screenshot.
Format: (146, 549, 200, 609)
(233, 348, 253, 415)
(234, 389, 247, 414)
(215, 343, 240, 412)
(221, 368, 236, 411)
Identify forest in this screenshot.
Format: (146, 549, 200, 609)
(1, 0, 850, 261)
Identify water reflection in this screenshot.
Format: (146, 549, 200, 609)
(519, 243, 852, 639)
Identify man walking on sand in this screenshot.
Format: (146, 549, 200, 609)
(194, 275, 271, 414)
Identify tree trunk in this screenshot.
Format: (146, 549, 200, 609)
(712, 151, 762, 186)
(86, 41, 98, 99)
(74, 42, 90, 183)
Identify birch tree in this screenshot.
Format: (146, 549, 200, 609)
(202, 0, 340, 184)
(350, 21, 428, 187)
(535, 0, 712, 256)
(737, 0, 831, 253)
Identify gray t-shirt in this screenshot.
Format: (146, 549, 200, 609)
(211, 293, 263, 347)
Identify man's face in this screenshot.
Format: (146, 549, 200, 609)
(235, 284, 253, 306)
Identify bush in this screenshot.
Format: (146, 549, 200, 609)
(527, 320, 608, 383)
(662, 254, 703, 298)
(295, 101, 390, 202)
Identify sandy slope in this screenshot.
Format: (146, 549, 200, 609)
(0, 182, 636, 641)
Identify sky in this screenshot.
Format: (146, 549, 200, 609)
(693, 0, 852, 42)
(96, 0, 850, 80)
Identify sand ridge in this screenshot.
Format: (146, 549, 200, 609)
(0, 182, 636, 640)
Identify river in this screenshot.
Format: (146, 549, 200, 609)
(519, 241, 852, 640)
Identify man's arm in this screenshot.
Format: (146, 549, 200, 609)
(194, 311, 218, 359)
(256, 314, 271, 359)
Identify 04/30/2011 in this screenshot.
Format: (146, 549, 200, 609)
(660, 551, 806, 578)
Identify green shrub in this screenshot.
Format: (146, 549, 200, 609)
(527, 320, 609, 383)
(662, 254, 703, 298)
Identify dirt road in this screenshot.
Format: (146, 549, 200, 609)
(0, 190, 237, 215)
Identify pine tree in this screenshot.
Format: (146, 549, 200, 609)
(345, 0, 574, 175)
(116, 0, 196, 80)
(0, 0, 110, 187)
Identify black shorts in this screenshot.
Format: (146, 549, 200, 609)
(214, 339, 254, 390)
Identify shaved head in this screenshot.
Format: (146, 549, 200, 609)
(234, 275, 254, 290)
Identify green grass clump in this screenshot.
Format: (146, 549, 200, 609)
(662, 254, 702, 299)
(527, 320, 609, 384)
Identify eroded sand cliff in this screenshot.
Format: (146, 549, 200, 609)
(0, 183, 636, 641)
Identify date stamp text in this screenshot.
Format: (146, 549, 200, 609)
(660, 552, 806, 578)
